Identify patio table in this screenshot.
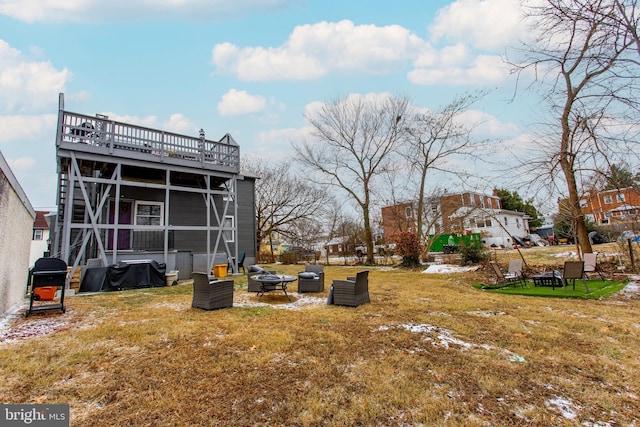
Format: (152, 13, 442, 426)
(252, 274, 297, 301)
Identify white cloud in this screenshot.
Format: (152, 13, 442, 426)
(212, 20, 427, 81)
(97, 111, 199, 137)
(217, 89, 267, 116)
(0, 0, 295, 23)
(255, 126, 311, 159)
(0, 39, 71, 113)
(408, 53, 509, 85)
(429, 0, 524, 50)
(0, 114, 57, 143)
(163, 113, 197, 134)
(99, 112, 160, 129)
(303, 92, 398, 117)
(7, 156, 36, 171)
(458, 109, 520, 136)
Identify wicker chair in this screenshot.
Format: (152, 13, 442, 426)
(247, 265, 276, 293)
(329, 270, 370, 307)
(297, 265, 324, 293)
(191, 272, 233, 310)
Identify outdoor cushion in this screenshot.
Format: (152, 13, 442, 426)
(298, 272, 318, 279)
(248, 265, 267, 274)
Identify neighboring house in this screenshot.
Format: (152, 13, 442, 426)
(0, 150, 36, 315)
(29, 210, 52, 267)
(382, 191, 530, 248)
(259, 230, 285, 259)
(324, 236, 356, 256)
(577, 187, 640, 230)
(50, 94, 256, 280)
(448, 205, 530, 248)
(381, 201, 428, 242)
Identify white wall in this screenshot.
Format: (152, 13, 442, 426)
(453, 206, 529, 248)
(0, 151, 36, 315)
(29, 229, 50, 268)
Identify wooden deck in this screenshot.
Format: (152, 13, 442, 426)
(56, 110, 240, 173)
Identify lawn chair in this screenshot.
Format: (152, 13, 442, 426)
(329, 270, 370, 307)
(228, 251, 246, 274)
(191, 272, 234, 310)
(507, 259, 526, 286)
(561, 261, 590, 293)
(297, 264, 324, 293)
(583, 253, 605, 280)
(486, 261, 524, 288)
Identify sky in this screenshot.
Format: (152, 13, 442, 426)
(0, 0, 544, 213)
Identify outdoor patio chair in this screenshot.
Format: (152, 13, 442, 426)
(329, 270, 370, 307)
(297, 265, 325, 293)
(191, 272, 234, 310)
(247, 265, 276, 293)
(583, 253, 605, 280)
(507, 259, 526, 286)
(485, 261, 524, 289)
(228, 251, 246, 274)
(561, 261, 590, 293)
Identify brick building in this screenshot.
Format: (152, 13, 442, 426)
(577, 187, 640, 228)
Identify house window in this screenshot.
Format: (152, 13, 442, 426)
(603, 195, 613, 204)
(616, 193, 625, 203)
(579, 199, 587, 208)
(33, 229, 43, 240)
(485, 217, 492, 227)
(224, 215, 234, 242)
(480, 198, 485, 209)
(405, 207, 412, 218)
(134, 201, 163, 225)
(516, 218, 521, 228)
(504, 217, 508, 225)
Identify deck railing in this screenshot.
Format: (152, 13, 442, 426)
(57, 111, 240, 171)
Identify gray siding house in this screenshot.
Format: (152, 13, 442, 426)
(0, 150, 36, 315)
(51, 94, 256, 281)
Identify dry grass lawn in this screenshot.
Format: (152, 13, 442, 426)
(1, 243, 639, 426)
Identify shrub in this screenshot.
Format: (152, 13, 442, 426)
(459, 237, 488, 265)
(279, 251, 299, 264)
(395, 232, 422, 268)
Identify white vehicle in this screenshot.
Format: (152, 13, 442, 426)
(355, 244, 396, 257)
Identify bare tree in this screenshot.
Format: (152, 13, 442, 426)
(242, 157, 331, 262)
(401, 91, 487, 246)
(510, 0, 640, 254)
(293, 94, 409, 264)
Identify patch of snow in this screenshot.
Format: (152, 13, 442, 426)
(467, 310, 506, 317)
(0, 313, 69, 345)
(376, 323, 492, 350)
(617, 277, 640, 298)
(422, 264, 479, 274)
(234, 292, 326, 311)
(545, 396, 579, 420)
(551, 251, 578, 258)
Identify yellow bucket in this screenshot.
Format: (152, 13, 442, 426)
(213, 264, 227, 278)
